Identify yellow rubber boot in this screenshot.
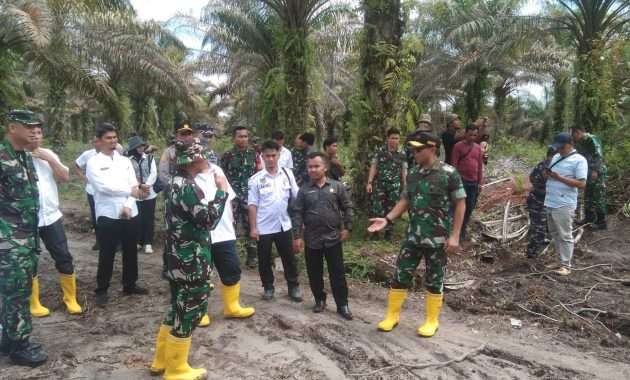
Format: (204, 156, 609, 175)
(163, 334, 207, 380)
(60, 273, 83, 314)
(222, 283, 255, 318)
(417, 292, 443, 337)
(377, 289, 407, 332)
(30, 276, 50, 317)
(149, 324, 170, 376)
(198, 314, 210, 328)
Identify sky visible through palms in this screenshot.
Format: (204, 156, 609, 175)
(130, 0, 545, 100)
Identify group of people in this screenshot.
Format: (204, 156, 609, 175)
(0, 107, 606, 379)
(526, 127, 607, 276)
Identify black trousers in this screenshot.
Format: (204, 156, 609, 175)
(211, 240, 241, 286)
(461, 181, 480, 240)
(38, 218, 74, 275)
(257, 230, 299, 290)
(305, 243, 348, 307)
(137, 198, 156, 245)
(95, 216, 139, 293)
(87, 194, 96, 230)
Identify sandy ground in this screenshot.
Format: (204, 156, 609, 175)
(2, 216, 630, 380)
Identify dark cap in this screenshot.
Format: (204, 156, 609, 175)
(175, 120, 193, 133)
(127, 135, 146, 152)
(193, 123, 215, 137)
(408, 132, 440, 149)
(6, 109, 43, 127)
(551, 132, 572, 150)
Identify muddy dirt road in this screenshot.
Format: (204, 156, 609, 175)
(2, 223, 630, 380)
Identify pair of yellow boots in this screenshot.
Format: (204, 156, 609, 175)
(149, 283, 254, 379)
(30, 274, 83, 317)
(377, 289, 443, 337)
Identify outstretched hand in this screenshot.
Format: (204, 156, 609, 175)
(367, 218, 387, 233)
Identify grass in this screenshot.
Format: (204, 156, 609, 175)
(491, 135, 547, 167)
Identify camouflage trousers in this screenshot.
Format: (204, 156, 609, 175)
(526, 194, 548, 257)
(234, 199, 256, 249)
(585, 174, 607, 221)
(163, 280, 210, 338)
(369, 182, 401, 233)
(0, 247, 37, 341)
(392, 239, 446, 294)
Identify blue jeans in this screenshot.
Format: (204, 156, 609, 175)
(461, 181, 479, 240)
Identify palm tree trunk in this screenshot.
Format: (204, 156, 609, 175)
(352, 0, 403, 207)
(46, 72, 67, 149)
(283, 30, 311, 136)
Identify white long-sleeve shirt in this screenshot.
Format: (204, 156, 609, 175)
(75, 148, 97, 195)
(247, 167, 299, 235)
(86, 151, 138, 220)
(33, 148, 68, 227)
(195, 164, 237, 244)
(130, 153, 158, 200)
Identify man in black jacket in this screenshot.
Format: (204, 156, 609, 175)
(292, 152, 354, 320)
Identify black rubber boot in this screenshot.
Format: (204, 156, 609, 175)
(9, 339, 47, 367)
(245, 246, 257, 269)
(593, 211, 608, 230)
(0, 328, 10, 356)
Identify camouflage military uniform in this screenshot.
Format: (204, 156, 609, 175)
(220, 147, 257, 248)
(292, 147, 311, 186)
(163, 171, 227, 337)
(576, 133, 607, 226)
(0, 139, 40, 341)
(393, 160, 465, 293)
(526, 159, 550, 257)
(369, 146, 407, 220)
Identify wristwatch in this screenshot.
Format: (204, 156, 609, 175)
(385, 216, 394, 225)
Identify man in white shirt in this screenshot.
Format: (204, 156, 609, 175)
(272, 130, 294, 170)
(195, 162, 255, 326)
(26, 125, 83, 317)
(86, 123, 147, 306)
(74, 139, 100, 250)
(248, 140, 302, 302)
(545, 132, 588, 276)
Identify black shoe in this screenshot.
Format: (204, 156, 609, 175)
(95, 292, 108, 306)
(123, 285, 149, 295)
(245, 247, 257, 269)
(288, 286, 303, 302)
(262, 288, 274, 301)
(313, 299, 326, 313)
(337, 305, 353, 320)
(9, 339, 47, 368)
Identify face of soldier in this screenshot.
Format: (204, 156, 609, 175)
(262, 148, 279, 171)
(413, 146, 436, 166)
(325, 142, 338, 156)
(571, 129, 584, 142)
(8, 122, 38, 148)
(234, 130, 249, 149)
(387, 134, 400, 150)
(99, 131, 119, 153)
(465, 129, 479, 143)
(294, 136, 304, 149)
(307, 156, 327, 181)
(417, 122, 432, 132)
(176, 130, 194, 144)
(451, 119, 461, 130)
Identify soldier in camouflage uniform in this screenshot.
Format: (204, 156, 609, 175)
(526, 148, 555, 258)
(367, 128, 407, 239)
(572, 126, 607, 229)
(220, 126, 258, 268)
(150, 141, 228, 379)
(292, 132, 314, 186)
(368, 133, 466, 338)
(0, 110, 48, 367)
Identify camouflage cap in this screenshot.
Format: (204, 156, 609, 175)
(6, 109, 43, 127)
(175, 141, 208, 166)
(445, 113, 460, 127)
(418, 113, 432, 126)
